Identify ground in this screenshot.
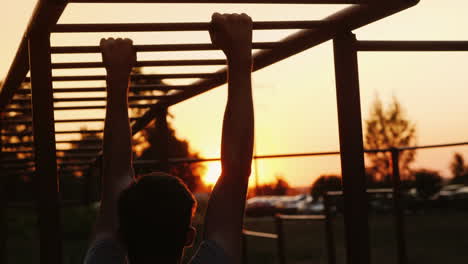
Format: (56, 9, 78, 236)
(6, 204, 468, 264)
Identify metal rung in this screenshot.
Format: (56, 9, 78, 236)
(0, 130, 102, 137)
(1, 118, 138, 124)
(52, 21, 329, 33)
(4, 104, 153, 112)
(2, 139, 101, 148)
(4, 167, 90, 175)
(57, 147, 101, 152)
(1, 150, 34, 154)
(57, 153, 100, 159)
(54, 104, 153, 110)
(24, 73, 220, 82)
(56, 130, 103, 134)
(0, 157, 34, 163)
(50, 42, 278, 53)
(12, 95, 166, 103)
(357, 41, 468, 52)
(276, 214, 326, 221)
(58, 160, 95, 166)
(16, 85, 192, 94)
(52, 59, 227, 69)
(68, 0, 363, 3)
(243, 230, 278, 239)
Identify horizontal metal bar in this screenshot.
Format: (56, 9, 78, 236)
(68, 0, 365, 3)
(0, 150, 34, 154)
(12, 95, 167, 103)
(243, 230, 278, 240)
(16, 84, 192, 94)
(131, 1, 418, 136)
(4, 167, 90, 177)
(24, 73, 219, 82)
(1, 118, 138, 124)
(59, 160, 94, 166)
(1, 148, 99, 154)
(276, 214, 326, 221)
(4, 104, 153, 112)
(2, 139, 102, 148)
(57, 147, 101, 152)
(52, 59, 227, 69)
(0, 157, 34, 163)
(57, 153, 99, 159)
(50, 42, 278, 54)
(64, 95, 166, 102)
(3, 163, 90, 171)
(59, 130, 103, 135)
(398, 142, 468, 151)
(0, 131, 34, 137)
(53, 21, 329, 33)
(0, 0, 67, 112)
(0, 156, 97, 164)
(357, 41, 468, 52)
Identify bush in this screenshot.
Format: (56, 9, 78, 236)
(413, 170, 443, 200)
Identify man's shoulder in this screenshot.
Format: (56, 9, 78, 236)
(84, 238, 127, 264)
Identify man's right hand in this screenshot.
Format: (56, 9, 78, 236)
(209, 13, 253, 64)
(100, 38, 136, 81)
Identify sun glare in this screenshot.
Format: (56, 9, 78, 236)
(203, 162, 222, 186)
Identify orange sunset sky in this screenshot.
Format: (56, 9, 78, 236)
(1, 0, 468, 187)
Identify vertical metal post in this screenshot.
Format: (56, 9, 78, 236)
(155, 107, 169, 172)
(29, 30, 62, 264)
(333, 32, 370, 264)
(83, 169, 91, 206)
(0, 116, 7, 264)
(324, 193, 336, 264)
(391, 148, 408, 264)
(275, 215, 286, 264)
(241, 231, 248, 264)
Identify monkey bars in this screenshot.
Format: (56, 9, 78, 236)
(0, 0, 420, 264)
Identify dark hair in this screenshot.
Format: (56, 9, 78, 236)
(118, 172, 197, 262)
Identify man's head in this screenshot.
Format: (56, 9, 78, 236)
(118, 172, 197, 262)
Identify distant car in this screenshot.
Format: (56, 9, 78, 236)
(297, 198, 325, 215)
(433, 184, 465, 209)
(246, 194, 311, 217)
(435, 184, 465, 200)
(275, 194, 309, 215)
(246, 196, 279, 217)
(452, 186, 468, 210)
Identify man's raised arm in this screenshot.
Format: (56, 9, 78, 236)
(203, 13, 254, 263)
(92, 38, 136, 241)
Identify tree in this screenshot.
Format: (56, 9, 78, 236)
(450, 153, 466, 178)
(257, 176, 290, 196)
(60, 130, 102, 201)
(364, 96, 416, 182)
(450, 153, 468, 185)
(1, 82, 35, 202)
(413, 169, 442, 200)
(134, 121, 205, 192)
(310, 175, 342, 201)
(130, 68, 205, 191)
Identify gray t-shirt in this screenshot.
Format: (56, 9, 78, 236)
(83, 239, 229, 264)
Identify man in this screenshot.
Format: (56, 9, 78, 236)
(84, 13, 254, 264)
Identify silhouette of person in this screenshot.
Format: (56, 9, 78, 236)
(84, 13, 254, 264)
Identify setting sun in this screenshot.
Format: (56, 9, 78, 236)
(203, 162, 222, 186)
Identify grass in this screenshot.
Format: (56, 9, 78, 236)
(5, 204, 468, 264)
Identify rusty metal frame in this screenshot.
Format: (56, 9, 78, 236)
(0, 1, 421, 264)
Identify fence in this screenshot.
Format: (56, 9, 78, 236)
(239, 141, 468, 264)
